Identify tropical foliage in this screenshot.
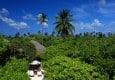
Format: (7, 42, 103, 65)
(0, 58, 29, 80)
(54, 9, 75, 37)
(0, 9, 115, 80)
(0, 32, 115, 80)
(38, 13, 48, 45)
(43, 56, 106, 80)
(38, 13, 48, 27)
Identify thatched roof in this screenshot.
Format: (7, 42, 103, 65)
(30, 40, 46, 53)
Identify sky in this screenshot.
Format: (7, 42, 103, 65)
(0, 0, 115, 36)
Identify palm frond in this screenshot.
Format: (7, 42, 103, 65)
(54, 9, 75, 37)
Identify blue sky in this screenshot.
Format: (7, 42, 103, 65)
(0, 0, 115, 36)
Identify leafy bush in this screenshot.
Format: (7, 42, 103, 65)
(0, 58, 29, 80)
(43, 56, 106, 80)
(0, 36, 10, 54)
(0, 34, 115, 80)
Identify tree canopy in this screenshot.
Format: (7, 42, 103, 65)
(54, 9, 75, 37)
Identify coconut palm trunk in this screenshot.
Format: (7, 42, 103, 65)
(41, 27, 43, 45)
(38, 13, 48, 45)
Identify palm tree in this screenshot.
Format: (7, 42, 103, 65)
(38, 13, 48, 45)
(54, 9, 75, 37)
(38, 13, 48, 26)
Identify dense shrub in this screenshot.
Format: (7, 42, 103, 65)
(0, 34, 115, 80)
(43, 56, 106, 80)
(0, 58, 29, 80)
(0, 36, 10, 54)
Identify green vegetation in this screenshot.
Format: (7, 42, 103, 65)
(0, 9, 115, 80)
(54, 9, 75, 37)
(0, 58, 29, 80)
(43, 56, 106, 80)
(0, 32, 115, 80)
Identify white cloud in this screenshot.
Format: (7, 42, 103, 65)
(98, 0, 106, 7)
(73, 0, 115, 17)
(92, 19, 104, 27)
(0, 8, 29, 30)
(73, 7, 89, 18)
(108, 21, 115, 27)
(23, 14, 36, 20)
(77, 22, 93, 30)
(99, 5, 115, 16)
(42, 22, 48, 27)
(75, 19, 115, 33)
(73, 3, 99, 18)
(76, 19, 104, 30)
(98, 0, 115, 16)
(76, 19, 115, 33)
(107, 21, 115, 32)
(0, 8, 9, 16)
(37, 21, 48, 28)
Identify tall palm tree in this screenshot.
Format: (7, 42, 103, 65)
(54, 9, 75, 37)
(38, 13, 48, 45)
(38, 13, 48, 26)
